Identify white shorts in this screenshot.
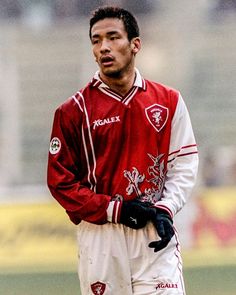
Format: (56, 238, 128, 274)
(77, 221, 186, 295)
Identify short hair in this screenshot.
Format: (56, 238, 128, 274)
(89, 6, 140, 41)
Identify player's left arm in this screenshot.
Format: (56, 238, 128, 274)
(155, 93, 199, 217)
(149, 93, 199, 252)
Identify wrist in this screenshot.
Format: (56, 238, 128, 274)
(154, 205, 173, 219)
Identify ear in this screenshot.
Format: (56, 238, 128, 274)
(131, 37, 141, 55)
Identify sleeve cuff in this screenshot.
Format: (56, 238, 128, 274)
(106, 200, 122, 223)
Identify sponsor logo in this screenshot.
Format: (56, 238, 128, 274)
(156, 282, 178, 289)
(145, 104, 169, 132)
(91, 281, 106, 295)
(49, 137, 61, 154)
(93, 116, 120, 129)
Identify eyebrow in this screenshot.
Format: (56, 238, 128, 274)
(91, 30, 120, 39)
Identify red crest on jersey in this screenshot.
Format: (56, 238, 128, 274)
(91, 281, 106, 295)
(145, 104, 169, 132)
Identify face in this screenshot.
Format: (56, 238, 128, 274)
(91, 18, 140, 79)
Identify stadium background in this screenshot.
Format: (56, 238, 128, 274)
(0, 0, 236, 294)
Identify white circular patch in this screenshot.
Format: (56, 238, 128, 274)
(49, 137, 61, 154)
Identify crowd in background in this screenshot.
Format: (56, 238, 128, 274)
(0, 0, 236, 192)
(0, 0, 236, 21)
(0, 0, 153, 19)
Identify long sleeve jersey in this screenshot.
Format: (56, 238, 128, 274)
(47, 70, 198, 225)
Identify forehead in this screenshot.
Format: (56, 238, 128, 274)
(91, 18, 127, 37)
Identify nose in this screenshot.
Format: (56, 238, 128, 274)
(100, 39, 110, 53)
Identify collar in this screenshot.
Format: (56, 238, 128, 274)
(90, 68, 146, 90)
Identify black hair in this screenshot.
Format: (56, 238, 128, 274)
(89, 6, 140, 41)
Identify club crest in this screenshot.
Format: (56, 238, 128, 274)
(145, 104, 169, 132)
(91, 281, 106, 295)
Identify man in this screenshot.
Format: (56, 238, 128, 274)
(47, 6, 198, 295)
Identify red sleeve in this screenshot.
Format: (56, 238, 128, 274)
(47, 103, 111, 225)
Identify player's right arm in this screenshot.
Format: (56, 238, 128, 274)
(47, 102, 111, 225)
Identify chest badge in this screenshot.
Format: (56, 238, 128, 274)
(145, 104, 169, 132)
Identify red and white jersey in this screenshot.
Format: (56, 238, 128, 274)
(47, 70, 198, 224)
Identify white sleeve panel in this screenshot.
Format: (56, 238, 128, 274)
(155, 94, 199, 217)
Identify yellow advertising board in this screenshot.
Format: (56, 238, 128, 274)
(184, 187, 236, 267)
(0, 188, 235, 272)
(0, 202, 77, 273)
(193, 187, 236, 248)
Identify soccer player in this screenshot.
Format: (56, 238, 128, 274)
(47, 6, 199, 295)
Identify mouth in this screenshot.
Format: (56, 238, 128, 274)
(100, 55, 114, 67)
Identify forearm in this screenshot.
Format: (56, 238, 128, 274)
(155, 153, 199, 217)
(48, 180, 111, 225)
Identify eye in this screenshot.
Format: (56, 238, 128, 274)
(110, 35, 119, 41)
(92, 39, 99, 45)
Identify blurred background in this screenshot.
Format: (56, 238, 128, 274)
(0, 0, 235, 294)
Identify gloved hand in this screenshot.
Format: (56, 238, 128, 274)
(119, 199, 156, 229)
(149, 208, 174, 252)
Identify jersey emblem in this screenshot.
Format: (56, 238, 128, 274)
(144, 153, 166, 203)
(145, 104, 169, 132)
(123, 153, 166, 203)
(91, 281, 106, 295)
(124, 167, 145, 197)
(49, 137, 61, 154)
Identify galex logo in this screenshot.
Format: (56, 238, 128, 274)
(156, 282, 178, 289)
(93, 116, 120, 130)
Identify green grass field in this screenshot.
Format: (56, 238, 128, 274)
(0, 265, 235, 295)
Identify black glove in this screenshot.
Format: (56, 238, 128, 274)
(120, 199, 156, 229)
(149, 208, 174, 252)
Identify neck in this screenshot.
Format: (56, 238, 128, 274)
(100, 68, 136, 97)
